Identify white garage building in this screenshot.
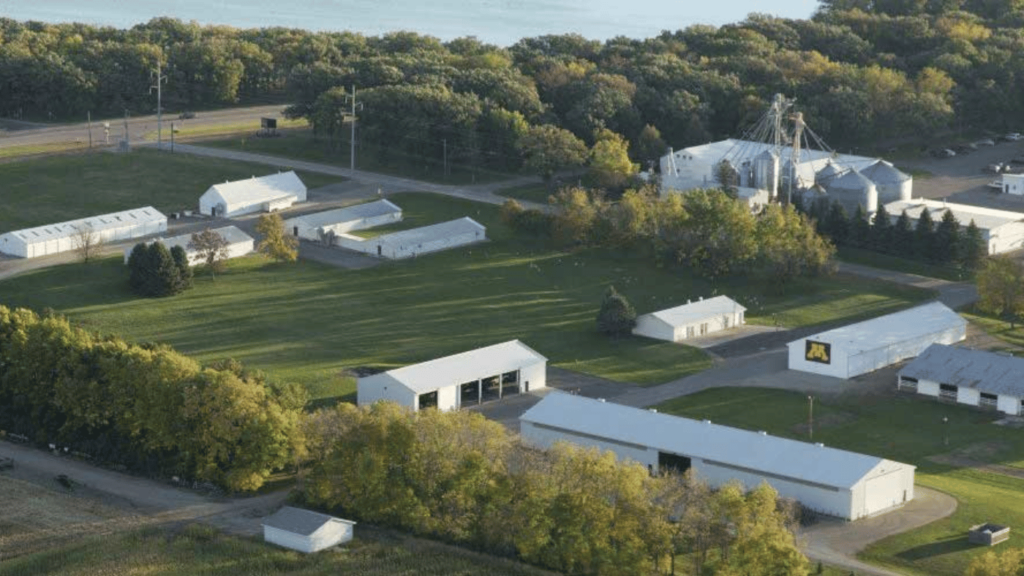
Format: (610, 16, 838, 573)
(1001, 173, 1024, 196)
(520, 393, 915, 521)
(0, 207, 167, 259)
(787, 302, 966, 379)
(899, 344, 1024, 416)
(883, 198, 1024, 255)
(633, 296, 746, 342)
(199, 171, 307, 217)
(262, 506, 355, 553)
(284, 200, 402, 241)
(122, 225, 254, 266)
(357, 340, 546, 412)
(336, 217, 486, 259)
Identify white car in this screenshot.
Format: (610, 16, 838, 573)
(976, 138, 996, 146)
(1006, 133, 1022, 141)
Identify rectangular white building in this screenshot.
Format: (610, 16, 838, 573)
(358, 340, 546, 412)
(284, 200, 402, 241)
(883, 198, 1024, 255)
(336, 217, 486, 259)
(1002, 173, 1024, 196)
(0, 207, 167, 259)
(788, 302, 966, 380)
(122, 225, 254, 266)
(199, 171, 307, 217)
(520, 393, 915, 521)
(633, 295, 746, 342)
(262, 506, 355, 553)
(899, 344, 1024, 416)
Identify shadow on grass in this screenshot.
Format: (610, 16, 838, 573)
(895, 536, 975, 561)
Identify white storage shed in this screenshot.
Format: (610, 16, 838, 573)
(633, 296, 746, 342)
(520, 393, 915, 521)
(285, 200, 402, 241)
(787, 302, 966, 379)
(883, 198, 1024, 255)
(1002, 174, 1024, 196)
(335, 217, 486, 259)
(122, 225, 254, 266)
(262, 506, 355, 553)
(199, 171, 307, 217)
(899, 344, 1024, 416)
(0, 207, 167, 259)
(358, 340, 546, 412)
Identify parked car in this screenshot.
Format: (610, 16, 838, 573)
(931, 148, 956, 158)
(986, 163, 1006, 173)
(1002, 133, 1022, 142)
(178, 111, 196, 120)
(976, 138, 996, 146)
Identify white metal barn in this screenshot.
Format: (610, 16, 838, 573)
(520, 393, 915, 521)
(1003, 174, 1024, 196)
(262, 506, 355, 553)
(199, 171, 307, 217)
(357, 340, 546, 412)
(0, 207, 167, 259)
(122, 225, 254, 266)
(883, 198, 1024, 255)
(633, 296, 746, 342)
(787, 302, 967, 379)
(335, 217, 486, 259)
(284, 200, 402, 241)
(899, 344, 1024, 416)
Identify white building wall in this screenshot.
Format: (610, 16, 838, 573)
(436, 384, 459, 412)
(520, 421, 659, 469)
(957, 387, 981, 407)
(0, 233, 27, 258)
(853, 464, 915, 519)
(1004, 174, 1024, 196)
(308, 521, 352, 552)
(519, 360, 547, 392)
(916, 379, 940, 397)
(264, 526, 315, 553)
(632, 316, 674, 341)
(787, 340, 851, 379)
(335, 229, 485, 259)
(357, 373, 417, 409)
(998, 395, 1021, 416)
(989, 222, 1024, 254)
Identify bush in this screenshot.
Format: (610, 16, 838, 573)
(126, 241, 192, 297)
(596, 285, 637, 336)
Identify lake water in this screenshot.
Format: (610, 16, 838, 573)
(0, 0, 819, 46)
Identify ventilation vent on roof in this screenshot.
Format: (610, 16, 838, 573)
(758, 431, 767, 436)
(648, 408, 657, 413)
(702, 419, 711, 424)
(597, 398, 606, 403)
(815, 442, 824, 447)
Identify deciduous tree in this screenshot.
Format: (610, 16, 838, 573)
(977, 255, 1024, 328)
(256, 213, 299, 262)
(188, 228, 231, 277)
(596, 285, 637, 336)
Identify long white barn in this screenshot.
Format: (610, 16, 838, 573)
(520, 393, 915, 521)
(285, 200, 402, 241)
(883, 198, 1024, 255)
(199, 171, 307, 217)
(633, 296, 746, 342)
(358, 340, 546, 412)
(0, 207, 167, 259)
(122, 225, 254, 266)
(899, 344, 1024, 416)
(336, 217, 486, 259)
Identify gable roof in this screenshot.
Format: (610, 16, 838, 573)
(262, 506, 353, 535)
(377, 340, 546, 394)
(642, 296, 746, 328)
(521, 393, 912, 489)
(3, 207, 166, 244)
(378, 217, 484, 248)
(206, 171, 306, 206)
(884, 198, 1024, 232)
(860, 160, 911, 185)
(159, 226, 252, 251)
(900, 344, 1024, 397)
(788, 302, 965, 355)
(292, 200, 401, 228)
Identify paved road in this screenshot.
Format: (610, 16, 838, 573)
(836, 262, 978, 310)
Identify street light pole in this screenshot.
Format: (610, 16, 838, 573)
(808, 395, 814, 440)
(150, 60, 168, 149)
(943, 416, 949, 446)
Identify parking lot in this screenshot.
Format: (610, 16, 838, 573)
(899, 137, 1024, 212)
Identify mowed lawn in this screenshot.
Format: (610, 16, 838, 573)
(0, 148, 341, 232)
(657, 388, 1024, 576)
(0, 193, 931, 401)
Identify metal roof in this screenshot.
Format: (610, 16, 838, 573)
(860, 160, 911, 185)
(378, 217, 485, 248)
(643, 295, 746, 328)
(379, 340, 546, 395)
(900, 344, 1024, 397)
(4, 207, 166, 244)
(829, 169, 875, 191)
(668, 139, 877, 176)
(521, 393, 911, 489)
(290, 200, 401, 228)
(787, 302, 965, 354)
(262, 506, 353, 535)
(206, 171, 306, 206)
(816, 161, 845, 180)
(156, 225, 253, 252)
(884, 198, 1024, 232)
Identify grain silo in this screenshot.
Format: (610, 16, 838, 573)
(860, 160, 912, 204)
(827, 170, 878, 215)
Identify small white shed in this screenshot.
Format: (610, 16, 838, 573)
(0, 207, 167, 259)
(199, 171, 307, 218)
(262, 506, 355, 553)
(122, 225, 254, 266)
(284, 199, 402, 241)
(358, 340, 547, 412)
(1002, 174, 1024, 196)
(520, 393, 915, 521)
(787, 302, 966, 380)
(899, 344, 1024, 416)
(335, 217, 486, 259)
(633, 296, 746, 342)
(883, 198, 1024, 255)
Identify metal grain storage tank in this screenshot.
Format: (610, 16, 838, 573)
(827, 170, 878, 215)
(860, 160, 912, 204)
(753, 149, 779, 196)
(815, 161, 845, 186)
(800, 183, 829, 210)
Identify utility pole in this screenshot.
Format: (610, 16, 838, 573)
(123, 109, 130, 143)
(808, 395, 814, 440)
(150, 60, 168, 149)
(87, 111, 93, 149)
(343, 85, 363, 174)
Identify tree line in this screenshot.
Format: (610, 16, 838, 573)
(503, 186, 835, 282)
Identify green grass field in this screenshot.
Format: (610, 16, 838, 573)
(962, 310, 1024, 350)
(657, 388, 1024, 576)
(0, 524, 554, 576)
(0, 149, 341, 232)
(0, 192, 933, 401)
(836, 247, 968, 282)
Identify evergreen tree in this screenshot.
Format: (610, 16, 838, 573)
(170, 245, 194, 291)
(127, 242, 151, 294)
(961, 219, 986, 271)
(596, 285, 637, 336)
(914, 207, 935, 261)
(893, 210, 914, 257)
(871, 203, 892, 253)
(149, 242, 180, 297)
(848, 204, 871, 249)
(824, 201, 849, 246)
(933, 209, 961, 264)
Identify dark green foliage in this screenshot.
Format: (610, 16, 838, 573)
(961, 219, 986, 271)
(824, 201, 850, 246)
(596, 285, 637, 336)
(848, 204, 871, 249)
(913, 207, 935, 261)
(871, 202, 892, 251)
(933, 209, 961, 264)
(126, 242, 192, 298)
(893, 210, 915, 258)
(499, 198, 553, 236)
(170, 245, 194, 291)
(127, 243, 150, 293)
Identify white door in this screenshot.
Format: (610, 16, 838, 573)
(863, 472, 906, 516)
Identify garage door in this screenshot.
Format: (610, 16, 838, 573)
(864, 471, 907, 516)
